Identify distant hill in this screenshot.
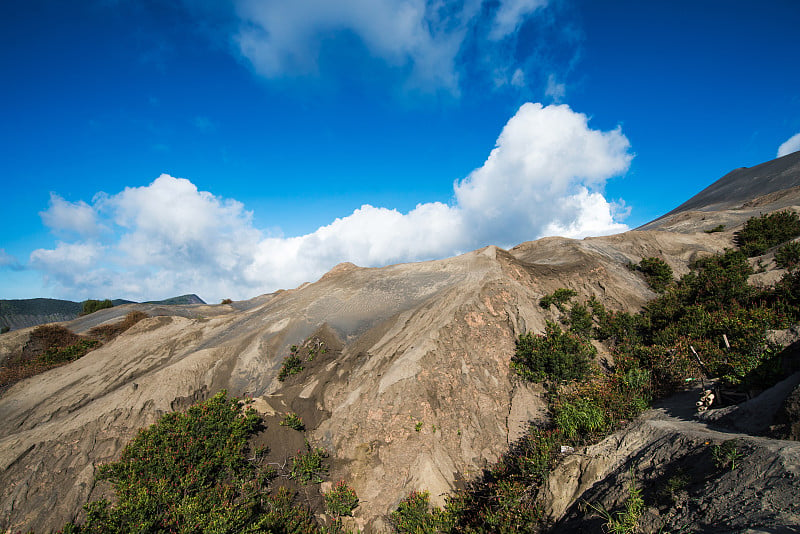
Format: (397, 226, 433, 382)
(144, 294, 206, 306)
(0, 294, 206, 331)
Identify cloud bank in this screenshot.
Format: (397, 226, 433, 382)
(31, 103, 632, 302)
(778, 132, 800, 158)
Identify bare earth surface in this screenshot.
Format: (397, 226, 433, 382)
(1, 155, 800, 532)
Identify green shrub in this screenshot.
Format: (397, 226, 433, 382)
(290, 442, 328, 483)
(735, 210, 800, 256)
(280, 412, 305, 431)
(554, 397, 607, 441)
(636, 257, 673, 292)
(278, 354, 304, 381)
(704, 224, 726, 233)
(67, 392, 321, 533)
(512, 322, 594, 383)
(389, 491, 450, 534)
(775, 241, 800, 270)
(567, 302, 593, 339)
(681, 249, 754, 311)
(40, 339, 99, 365)
(539, 288, 577, 311)
(325, 481, 359, 517)
(81, 299, 113, 315)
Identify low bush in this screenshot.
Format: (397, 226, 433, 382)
(511, 322, 594, 383)
(540, 288, 577, 311)
(278, 354, 304, 381)
(775, 241, 800, 270)
(566, 302, 593, 339)
(325, 481, 359, 517)
(64, 391, 321, 533)
(553, 396, 607, 441)
(290, 442, 329, 484)
(280, 412, 305, 431)
(735, 210, 800, 257)
(635, 257, 673, 292)
(390, 491, 451, 534)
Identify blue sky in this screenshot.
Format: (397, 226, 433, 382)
(1, 0, 799, 303)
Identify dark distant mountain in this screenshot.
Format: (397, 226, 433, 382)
(144, 294, 206, 306)
(0, 294, 206, 331)
(0, 298, 82, 331)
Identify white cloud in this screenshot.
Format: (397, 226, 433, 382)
(30, 103, 632, 302)
(545, 73, 566, 102)
(40, 193, 102, 237)
(489, 0, 548, 40)
(231, 0, 554, 93)
(234, 0, 480, 92)
(510, 68, 526, 87)
(777, 132, 800, 158)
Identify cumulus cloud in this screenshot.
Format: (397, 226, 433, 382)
(40, 193, 102, 237)
(30, 103, 632, 302)
(231, 0, 552, 92)
(778, 132, 800, 158)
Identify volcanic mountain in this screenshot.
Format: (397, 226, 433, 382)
(2, 152, 800, 532)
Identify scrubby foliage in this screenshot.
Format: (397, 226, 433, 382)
(290, 442, 329, 484)
(734, 210, 800, 257)
(81, 299, 114, 315)
(539, 288, 577, 311)
(0, 325, 100, 391)
(634, 257, 673, 292)
(325, 481, 359, 517)
(87, 311, 148, 342)
(220, 298, 234, 305)
(280, 412, 305, 431)
(775, 241, 800, 270)
(278, 354, 304, 381)
(511, 321, 594, 383)
(62, 392, 322, 533)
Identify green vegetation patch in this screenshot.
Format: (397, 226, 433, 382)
(634, 257, 673, 293)
(280, 412, 305, 431)
(511, 321, 594, 383)
(775, 241, 800, 270)
(63, 392, 321, 533)
(81, 299, 114, 315)
(325, 481, 359, 517)
(540, 288, 577, 311)
(735, 210, 800, 257)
